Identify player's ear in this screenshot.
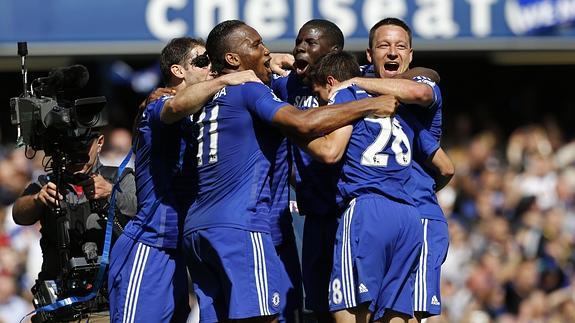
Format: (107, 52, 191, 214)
(408, 48, 413, 64)
(326, 75, 337, 86)
(366, 48, 373, 64)
(170, 64, 185, 79)
(225, 52, 241, 68)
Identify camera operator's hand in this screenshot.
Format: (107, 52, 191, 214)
(35, 182, 63, 207)
(79, 174, 113, 200)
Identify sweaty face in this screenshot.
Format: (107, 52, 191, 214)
(182, 45, 212, 84)
(234, 25, 272, 84)
(367, 25, 412, 78)
(293, 26, 336, 77)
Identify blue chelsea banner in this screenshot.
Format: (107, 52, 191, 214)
(1, 0, 574, 55)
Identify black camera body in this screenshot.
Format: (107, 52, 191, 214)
(10, 90, 107, 156)
(31, 256, 109, 323)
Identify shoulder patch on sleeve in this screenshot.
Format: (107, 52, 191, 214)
(413, 75, 436, 87)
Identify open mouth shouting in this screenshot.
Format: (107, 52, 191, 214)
(293, 59, 310, 76)
(383, 61, 400, 75)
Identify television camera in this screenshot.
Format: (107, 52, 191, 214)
(10, 42, 110, 322)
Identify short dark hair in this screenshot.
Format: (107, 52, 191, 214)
(301, 19, 344, 51)
(368, 17, 412, 49)
(206, 20, 247, 75)
(309, 51, 361, 86)
(160, 37, 205, 84)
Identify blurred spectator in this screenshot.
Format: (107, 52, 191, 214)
(99, 127, 134, 167)
(0, 273, 32, 323)
(437, 122, 575, 322)
(0, 148, 32, 206)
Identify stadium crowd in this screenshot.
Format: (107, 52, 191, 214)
(0, 122, 574, 322)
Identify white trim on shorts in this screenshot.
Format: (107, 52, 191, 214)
(123, 242, 151, 323)
(342, 199, 357, 308)
(250, 232, 272, 316)
(414, 219, 429, 312)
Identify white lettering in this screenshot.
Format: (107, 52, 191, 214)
(213, 87, 227, 100)
(194, 0, 239, 38)
(505, 0, 527, 34)
(294, 95, 318, 107)
(318, 0, 357, 37)
(467, 0, 497, 37)
(146, 0, 188, 40)
(505, 0, 554, 34)
(362, 0, 407, 32)
(413, 0, 459, 38)
(556, 0, 575, 22)
(294, 0, 313, 32)
(245, 0, 288, 38)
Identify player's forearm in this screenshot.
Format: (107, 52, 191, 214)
(353, 77, 433, 106)
(293, 96, 390, 137)
(291, 131, 347, 164)
(428, 148, 455, 191)
(160, 77, 227, 124)
(12, 195, 42, 225)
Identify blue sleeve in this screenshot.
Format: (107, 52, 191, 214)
(330, 87, 358, 105)
(360, 64, 376, 77)
(402, 110, 440, 161)
(270, 74, 289, 100)
(146, 96, 173, 127)
(416, 127, 440, 161)
(413, 75, 442, 111)
(242, 82, 290, 124)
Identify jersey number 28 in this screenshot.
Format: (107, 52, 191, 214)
(361, 117, 411, 167)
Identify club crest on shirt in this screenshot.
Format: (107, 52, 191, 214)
(271, 292, 281, 308)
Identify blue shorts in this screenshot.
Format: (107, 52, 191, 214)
(302, 214, 339, 313)
(275, 227, 303, 322)
(414, 219, 449, 317)
(329, 196, 423, 320)
(108, 234, 190, 323)
(184, 228, 291, 322)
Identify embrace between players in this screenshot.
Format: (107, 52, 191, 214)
(108, 17, 455, 323)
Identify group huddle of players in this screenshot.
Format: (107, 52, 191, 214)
(107, 17, 455, 323)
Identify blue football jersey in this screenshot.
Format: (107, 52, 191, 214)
(361, 64, 445, 221)
(123, 96, 194, 249)
(332, 85, 440, 206)
(184, 82, 289, 234)
(360, 64, 442, 140)
(260, 122, 292, 245)
(271, 73, 343, 217)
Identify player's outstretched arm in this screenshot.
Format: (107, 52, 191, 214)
(272, 94, 398, 138)
(331, 77, 434, 107)
(160, 70, 261, 124)
(427, 147, 455, 191)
